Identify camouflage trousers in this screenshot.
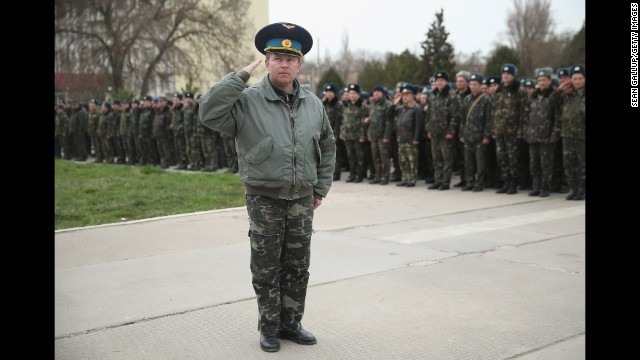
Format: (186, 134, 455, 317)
(431, 137, 454, 185)
(201, 135, 219, 170)
(495, 135, 519, 181)
(155, 133, 172, 167)
(464, 141, 488, 186)
(551, 139, 566, 191)
(371, 138, 390, 181)
(91, 135, 104, 162)
(187, 135, 203, 169)
(563, 138, 585, 196)
(246, 194, 314, 336)
(174, 133, 187, 167)
(344, 139, 365, 179)
(74, 132, 87, 160)
(334, 138, 346, 178)
(100, 136, 115, 163)
(454, 138, 465, 181)
(122, 135, 136, 165)
(528, 142, 553, 192)
(398, 142, 418, 185)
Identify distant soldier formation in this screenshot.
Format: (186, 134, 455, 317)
(56, 63, 585, 201)
(55, 93, 238, 173)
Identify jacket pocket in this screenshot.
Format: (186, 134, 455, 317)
(245, 135, 273, 164)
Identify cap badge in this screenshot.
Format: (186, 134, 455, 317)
(282, 39, 292, 48)
(282, 24, 295, 30)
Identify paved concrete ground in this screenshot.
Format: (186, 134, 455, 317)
(55, 173, 585, 359)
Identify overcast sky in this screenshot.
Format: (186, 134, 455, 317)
(268, 0, 585, 61)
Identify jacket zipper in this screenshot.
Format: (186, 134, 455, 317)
(283, 99, 298, 198)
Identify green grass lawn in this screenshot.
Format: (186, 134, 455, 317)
(54, 159, 245, 230)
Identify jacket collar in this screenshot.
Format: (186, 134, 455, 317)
(259, 75, 310, 102)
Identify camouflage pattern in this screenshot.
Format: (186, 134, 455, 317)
(368, 98, 394, 181)
(528, 143, 553, 191)
(221, 133, 237, 172)
(183, 101, 201, 170)
(119, 109, 134, 164)
(171, 104, 187, 168)
(87, 109, 103, 161)
(557, 87, 586, 196)
(110, 109, 125, 163)
(138, 107, 158, 165)
(197, 113, 220, 171)
(427, 86, 459, 185)
(342, 98, 368, 179)
(548, 90, 566, 191)
(398, 143, 418, 185)
(323, 97, 343, 179)
(130, 106, 141, 165)
(246, 194, 314, 336)
(461, 93, 492, 186)
(153, 106, 172, 168)
(455, 88, 471, 182)
(97, 109, 115, 163)
(491, 81, 527, 182)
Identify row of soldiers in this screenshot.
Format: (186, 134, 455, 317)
(322, 63, 586, 200)
(54, 93, 239, 173)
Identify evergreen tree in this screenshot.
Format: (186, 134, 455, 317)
(561, 22, 585, 67)
(484, 46, 521, 78)
(385, 51, 423, 87)
(419, 9, 456, 84)
(316, 67, 345, 95)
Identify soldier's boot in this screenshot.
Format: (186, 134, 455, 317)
(462, 183, 475, 191)
(539, 189, 550, 197)
(496, 179, 510, 194)
(506, 179, 518, 194)
(472, 183, 484, 192)
(454, 180, 467, 188)
(428, 182, 442, 189)
(528, 178, 540, 196)
(573, 180, 585, 201)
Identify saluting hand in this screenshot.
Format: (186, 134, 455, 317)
(242, 59, 263, 75)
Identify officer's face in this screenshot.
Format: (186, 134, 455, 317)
(265, 53, 302, 87)
(501, 72, 515, 85)
(571, 73, 585, 89)
(469, 81, 482, 95)
(537, 76, 551, 90)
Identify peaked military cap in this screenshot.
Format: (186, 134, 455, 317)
(557, 68, 569, 77)
(400, 84, 416, 94)
(433, 71, 449, 81)
(518, 77, 527, 85)
(569, 64, 585, 77)
(324, 83, 339, 93)
(535, 67, 553, 79)
(173, 93, 183, 100)
(501, 64, 518, 76)
(255, 22, 313, 57)
(184, 92, 194, 99)
(347, 83, 361, 93)
(469, 74, 484, 83)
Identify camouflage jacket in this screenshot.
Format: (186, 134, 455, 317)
(555, 87, 585, 140)
(87, 110, 100, 136)
(426, 86, 460, 137)
(153, 107, 171, 137)
(138, 108, 154, 137)
(119, 110, 132, 137)
(460, 92, 492, 144)
(395, 102, 424, 143)
(171, 104, 184, 136)
(67, 108, 87, 135)
(491, 81, 526, 136)
(323, 97, 343, 139)
(130, 107, 140, 136)
(456, 87, 471, 136)
(523, 87, 558, 143)
(367, 98, 394, 141)
(183, 103, 197, 136)
(97, 111, 112, 137)
(341, 98, 368, 141)
(109, 109, 121, 136)
(195, 103, 214, 137)
(55, 111, 68, 137)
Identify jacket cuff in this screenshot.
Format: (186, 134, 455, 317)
(237, 70, 251, 83)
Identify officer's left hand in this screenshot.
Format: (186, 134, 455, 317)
(313, 198, 322, 209)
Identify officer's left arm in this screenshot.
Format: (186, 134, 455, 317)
(383, 102, 395, 140)
(447, 95, 460, 136)
(314, 109, 336, 199)
(413, 107, 424, 143)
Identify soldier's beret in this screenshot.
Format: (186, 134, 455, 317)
(347, 83, 361, 94)
(434, 71, 449, 81)
(184, 92, 194, 99)
(501, 64, 518, 76)
(469, 74, 484, 83)
(324, 83, 339, 93)
(255, 22, 313, 57)
(173, 93, 183, 100)
(569, 64, 585, 77)
(535, 67, 553, 79)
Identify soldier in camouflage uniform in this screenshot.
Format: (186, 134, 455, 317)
(484, 77, 502, 188)
(322, 83, 343, 181)
(87, 99, 103, 162)
(68, 100, 88, 161)
(110, 100, 125, 164)
(418, 86, 435, 184)
(171, 93, 188, 170)
(55, 104, 68, 159)
(491, 64, 527, 194)
(549, 68, 571, 193)
(426, 71, 460, 190)
(393, 84, 424, 187)
(182, 93, 202, 171)
(153, 97, 172, 168)
(194, 94, 221, 172)
(119, 100, 134, 165)
(454, 70, 472, 188)
(97, 102, 115, 163)
(130, 99, 141, 165)
(138, 96, 158, 166)
(365, 85, 394, 185)
(340, 83, 369, 183)
(523, 68, 559, 197)
(555, 65, 586, 200)
(460, 74, 492, 192)
(199, 23, 335, 352)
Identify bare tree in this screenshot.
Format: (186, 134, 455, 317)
(55, 0, 250, 96)
(506, 0, 554, 76)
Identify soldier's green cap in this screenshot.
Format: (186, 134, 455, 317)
(535, 67, 553, 79)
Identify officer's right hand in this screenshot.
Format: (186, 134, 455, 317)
(242, 59, 263, 74)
